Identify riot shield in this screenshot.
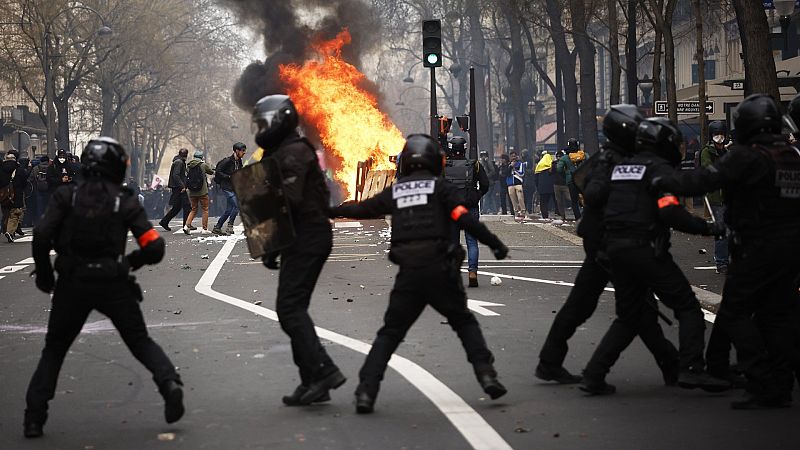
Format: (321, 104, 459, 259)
(231, 157, 295, 258)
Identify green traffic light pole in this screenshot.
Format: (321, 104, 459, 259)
(430, 65, 438, 137)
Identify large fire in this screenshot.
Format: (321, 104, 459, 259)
(279, 30, 405, 199)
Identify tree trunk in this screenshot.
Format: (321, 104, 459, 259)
(500, 2, 528, 152)
(663, 0, 678, 125)
(570, 0, 600, 155)
(608, 0, 622, 105)
(625, 0, 638, 103)
(54, 97, 70, 153)
(546, 0, 579, 144)
(467, 0, 491, 156)
(652, 29, 662, 103)
(732, 0, 780, 99)
(100, 75, 115, 137)
(693, 0, 707, 146)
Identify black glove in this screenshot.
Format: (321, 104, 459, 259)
(704, 221, 727, 238)
(492, 243, 509, 260)
(127, 250, 146, 271)
(262, 252, 279, 270)
(35, 270, 55, 294)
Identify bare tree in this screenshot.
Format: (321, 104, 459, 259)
(569, 0, 600, 154)
(732, 0, 780, 99)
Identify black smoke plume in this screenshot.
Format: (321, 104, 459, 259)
(221, 0, 381, 111)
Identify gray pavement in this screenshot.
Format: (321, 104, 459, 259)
(1, 218, 798, 449)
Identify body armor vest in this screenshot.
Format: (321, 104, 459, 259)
(603, 154, 667, 239)
(725, 143, 800, 237)
(54, 184, 130, 279)
(444, 158, 476, 192)
(390, 175, 450, 244)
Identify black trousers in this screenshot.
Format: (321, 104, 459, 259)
(539, 245, 608, 368)
(605, 241, 706, 371)
(162, 187, 190, 225)
(25, 280, 179, 422)
(715, 238, 799, 396)
(567, 182, 582, 220)
(583, 295, 678, 379)
(276, 226, 336, 385)
(498, 180, 508, 214)
(359, 263, 494, 391)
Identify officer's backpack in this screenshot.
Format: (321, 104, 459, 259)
(35, 165, 48, 192)
(187, 164, 205, 191)
(444, 158, 476, 191)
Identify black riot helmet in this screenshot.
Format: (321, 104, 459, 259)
(81, 137, 128, 184)
(252, 94, 299, 151)
(448, 136, 466, 158)
(708, 120, 727, 137)
(602, 104, 644, 151)
(733, 94, 782, 144)
(635, 117, 684, 166)
(566, 138, 580, 152)
(399, 134, 445, 176)
(788, 93, 800, 135)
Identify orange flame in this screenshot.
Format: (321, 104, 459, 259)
(279, 29, 405, 199)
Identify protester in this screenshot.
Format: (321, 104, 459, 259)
(183, 150, 215, 234)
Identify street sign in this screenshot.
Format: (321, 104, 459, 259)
(731, 81, 745, 91)
(654, 101, 714, 115)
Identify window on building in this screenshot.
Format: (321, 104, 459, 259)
(691, 60, 717, 84)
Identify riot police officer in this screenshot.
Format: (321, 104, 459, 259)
(591, 117, 729, 393)
(252, 94, 345, 406)
(653, 94, 800, 408)
(444, 135, 489, 287)
(538, 105, 678, 389)
(330, 134, 509, 414)
(24, 138, 183, 438)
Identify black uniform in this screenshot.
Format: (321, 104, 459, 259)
(599, 150, 717, 380)
(267, 133, 341, 394)
(161, 155, 190, 227)
(332, 171, 506, 404)
(25, 179, 181, 430)
(655, 135, 800, 403)
(538, 144, 678, 386)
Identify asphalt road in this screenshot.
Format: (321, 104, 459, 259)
(1, 217, 798, 449)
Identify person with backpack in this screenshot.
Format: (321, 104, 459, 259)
(4, 155, 31, 242)
(1, 151, 20, 240)
(29, 155, 50, 226)
(159, 148, 191, 231)
(212, 142, 246, 235)
(506, 150, 528, 220)
(556, 138, 583, 220)
(183, 150, 215, 234)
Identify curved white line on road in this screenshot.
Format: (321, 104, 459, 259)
(470, 269, 718, 323)
(196, 237, 512, 450)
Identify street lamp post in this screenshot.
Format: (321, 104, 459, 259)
(527, 101, 537, 151)
(638, 75, 654, 113)
(41, 6, 111, 158)
(774, 0, 797, 56)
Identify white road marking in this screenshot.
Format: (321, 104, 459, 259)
(334, 221, 363, 228)
(12, 236, 33, 242)
(467, 300, 505, 317)
(0, 265, 27, 274)
(17, 257, 35, 264)
(469, 265, 582, 269)
(196, 238, 512, 450)
(475, 260, 584, 263)
(471, 269, 719, 324)
(693, 266, 717, 270)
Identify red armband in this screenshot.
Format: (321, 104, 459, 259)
(450, 205, 469, 221)
(137, 228, 160, 248)
(657, 195, 680, 209)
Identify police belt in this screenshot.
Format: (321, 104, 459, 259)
(54, 255, 130, 281)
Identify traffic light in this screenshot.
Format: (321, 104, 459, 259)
(422, 19, 442, 68)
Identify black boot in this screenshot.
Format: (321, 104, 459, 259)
(160, 380, 185, 424)
(535, 362, 582, 384)
(580, 373, 616, 395)
(23, 410, 46, 438)
(282, 385, 331, 406)
(475, 366, 507, 400)
(158, 219, 172, 231)
(677, 367, 730, 392)
(299, 369, 346, 405)
(355, 383, 379, 414)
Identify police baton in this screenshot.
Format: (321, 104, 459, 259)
(704, 196, 716, 223)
